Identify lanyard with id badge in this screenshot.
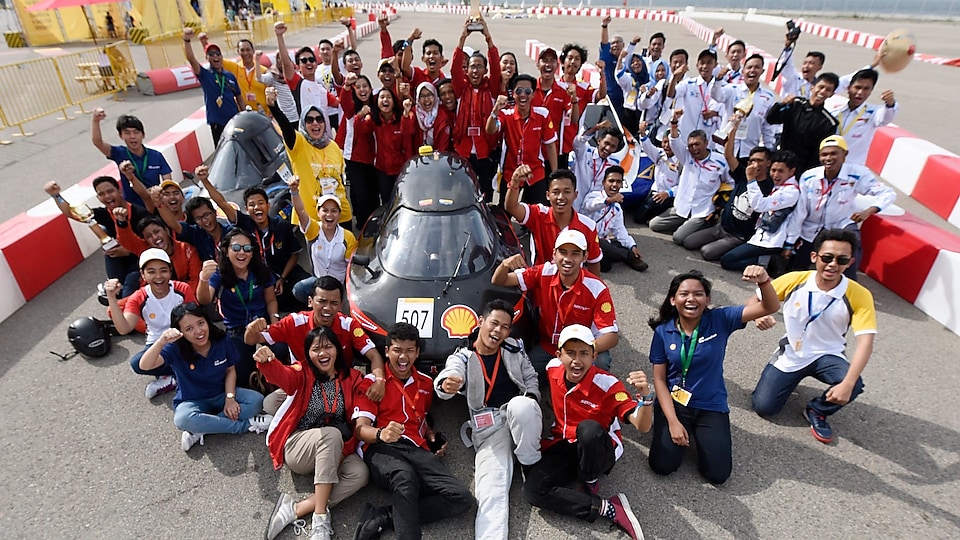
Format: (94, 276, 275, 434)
(794, 293, 837, 353)
(671, 324, 699, 407)
(472, 350, 503, 431)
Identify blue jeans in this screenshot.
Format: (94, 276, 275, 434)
(751, 354, 864, 417)
(173, 388, 264, 434)
(104, 253, 138, 282)
(129, 346, 173, 377)
(720, 243, 781, 271)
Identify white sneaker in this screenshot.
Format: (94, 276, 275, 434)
(248, 414, 274, 434)
(264, 493, 297, 540)
(181, 431, 204, 451)
(145, 375, 177, 399)
(311, 512, 333, 540)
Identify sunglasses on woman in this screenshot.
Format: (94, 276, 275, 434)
(171, 301, 203, 318)
(298, 56, 316, 64)
(230, 243, 255, 253)
(816, 253, 851, 265)
(304, 115, 324, 124)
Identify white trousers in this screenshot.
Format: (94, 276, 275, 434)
(474, 396, 542, 540)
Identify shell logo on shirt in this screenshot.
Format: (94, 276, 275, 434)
(601, 302, 612, 313)
(353, 328, 365, 338)
(615, 391, 629, 402)
(441, 305, 479, 339)
(291, 363, 302, 371)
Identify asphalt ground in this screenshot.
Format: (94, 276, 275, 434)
(1, 10, 958, 540)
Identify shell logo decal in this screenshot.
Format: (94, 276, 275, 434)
(440, 305, 479, 339)
(353, 328, 365, 338)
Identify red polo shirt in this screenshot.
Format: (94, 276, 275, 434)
(520, 202, 603, 266)
(514, 262, 618, 356)
(544, 359, 637, 461)
(496, 106, 557, 186)
(407, 66, 448, 88)
(354, 369, 434, 452)
(262, 311, 376, 364)
(532, 78, 572, 155)
(559, 79, 598, 154)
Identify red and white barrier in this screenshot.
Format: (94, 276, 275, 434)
(795, 19, 960, 68)
(526, 8, 960, 335)
(0, 109, 210, 324)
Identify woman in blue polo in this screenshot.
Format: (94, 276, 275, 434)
(138, 302, 272, 451)
(197, 228, 280, 390)
(647, 266, 779, 484)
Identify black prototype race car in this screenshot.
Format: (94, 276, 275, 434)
(347, 150, 528, 374)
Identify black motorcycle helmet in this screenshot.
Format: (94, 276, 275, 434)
(67, 317, 112, 358)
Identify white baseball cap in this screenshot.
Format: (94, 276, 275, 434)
(316, 194, 341, 210)
(139, 247, 171, 269)
(554, 229, 588, 251)
(558, 324, 595, 349)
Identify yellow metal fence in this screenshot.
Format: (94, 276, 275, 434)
(0, 41, 137, 138)
(142, 7, 353, 71)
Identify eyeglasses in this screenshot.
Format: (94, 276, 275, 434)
(195, 211, 215, 222)
(304, 115, 324, 124)
(171, 301, 201, 318)
(513, 87, 533, 96)
(230, 243, 255, 253)
(817, 253, 852, 265)
(298, 56, 317, 64)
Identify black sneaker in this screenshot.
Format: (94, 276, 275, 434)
(353, 503, 391, 540)
(803, 406, 834, 444)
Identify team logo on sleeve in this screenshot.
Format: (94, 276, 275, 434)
(354, 328, 365, 337)
(601, 302, 612, 313)
(615, 391, 629, 402)
(291, 363, 302, 371)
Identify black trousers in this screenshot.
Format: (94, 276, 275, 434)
(375, 171, 399, 212)
(365, 439, 474, 540)
(523, 420, 614, 522)
(599, 238, 632, 272)
(211, 123, 226, 146)
(469, 154, 498, 203)
(633, 191, 673, 224)
(648, 402, 732, 485)
(346, 160, 380, 230)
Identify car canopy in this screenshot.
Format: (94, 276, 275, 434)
(394, 152, 480, 212)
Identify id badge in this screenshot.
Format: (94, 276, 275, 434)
(562, 114, 571, 126)
(794, 339, 803, 352)
(735, 120, 749, 140)
(216, 95, 223, 108)
(319, 176, 337, 195)
(473, 411, 495, 430)
(671, 385, 692, 406)
(467, 126, 481, 137)
(246, 92, 256, 103)
(277, 163, 293, 183)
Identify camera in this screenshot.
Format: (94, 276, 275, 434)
(786, 20, 801, 42)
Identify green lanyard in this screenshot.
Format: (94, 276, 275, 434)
(232, 279, 255, 322)
(124, 147, 148, 180)
(677, 323, 700, 388)
(214, 72, 226, 97)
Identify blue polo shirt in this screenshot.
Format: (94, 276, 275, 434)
(234, 212, 302, 277)
(108, 145, 172, 207)
(198, 66, 241, 126)
(599, 42, 623, 110)
(649, 306, 746, 413)
(161, 338, 238, 407)
(208, 270, 276, 330)
(176, 220, 233, 261)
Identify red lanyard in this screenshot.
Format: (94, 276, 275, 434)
(551, 279, 579, 335)
(390, 377, 422, 423)
(816, 177, 840, 211)
(475, 343, 503, 405)
(590, 157, 608, 189)
(697, 82, 710, 112)
(319, 379, 341, 414)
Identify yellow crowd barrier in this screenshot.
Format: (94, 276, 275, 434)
(0, 41, 137, 138)
(144, 7, 353, 71)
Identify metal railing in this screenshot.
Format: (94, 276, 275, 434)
(0, 41, 137, 138)
(142, 6, 354, 71)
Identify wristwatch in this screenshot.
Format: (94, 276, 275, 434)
(226, 392, 236, 400)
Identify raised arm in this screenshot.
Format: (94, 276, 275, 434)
(486, 94, 506, 134)
(91, 107, 111, 157)
(740, 265, 780, 322)
(196, 259, 218, 305)
(274, 22, 297, 84)
(491, 253, 525, 287)
(400, 28, 421, 81)
(103, 278, 140, 335)
(195, 164, 237, 223)
(182, 27, 201, 75)
(504, 165, 531, 223)
(43, 181, 78, 221)
(266, 87, 298, 148)
(286, 176, 312, 234)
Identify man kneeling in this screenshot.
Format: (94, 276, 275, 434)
(524, 324, 653, 540)
(353, 323, 474, 540)
(435, 299, 542, 540)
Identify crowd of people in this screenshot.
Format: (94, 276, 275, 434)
(43, 12, 892, 540)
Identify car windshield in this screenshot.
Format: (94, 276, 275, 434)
(378, 207, 496, 279)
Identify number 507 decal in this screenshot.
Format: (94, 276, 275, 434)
(395, 298, 435, 339)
